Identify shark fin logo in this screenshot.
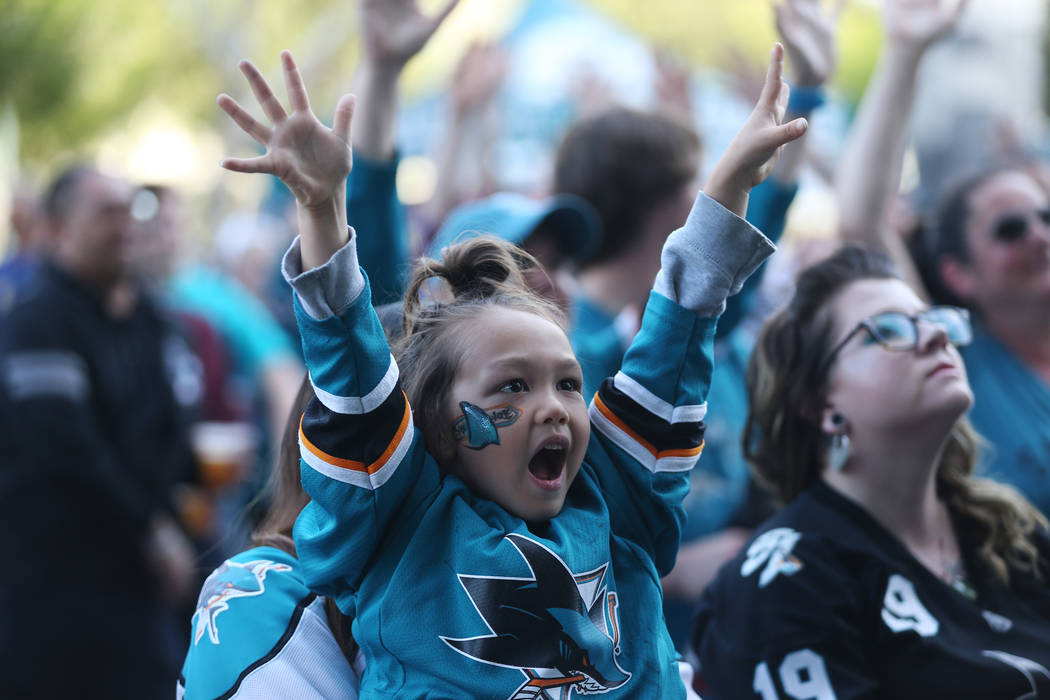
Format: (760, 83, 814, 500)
(453, 401, 520, 449)
(191, 558, 292, 645)
(441, 534, 632, 699)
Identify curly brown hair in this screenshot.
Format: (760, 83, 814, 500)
(745, 245, 1047, 585)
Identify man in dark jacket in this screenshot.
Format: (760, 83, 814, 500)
(0, 166, 197, 698)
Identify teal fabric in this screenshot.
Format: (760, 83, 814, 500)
(289, 281, 722, 696)
(571, 177, 797, 398)
(570, 292, 626, 401)
(717, 177, 798, 341)
(168, 265, 297, 377)
(181, 547, 310, 699)
(564, 178, 798, 650)
(348, 153, 409, 306)
(963, 326, 1050, 517)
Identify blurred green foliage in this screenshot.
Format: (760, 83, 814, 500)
(0, 0, 359, 167)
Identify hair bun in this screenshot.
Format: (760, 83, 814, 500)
(401, 235, 540, 338)
(439, 235, 530, 300)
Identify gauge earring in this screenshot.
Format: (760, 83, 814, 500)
(828, 413, 850, 472)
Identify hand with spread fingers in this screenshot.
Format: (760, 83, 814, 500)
(704, 44, 809, 217)
(218, 51, 356, 268)
(218, 51, 355, 209)
(775, 0, 842, 87)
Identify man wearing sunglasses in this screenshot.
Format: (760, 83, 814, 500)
(920, 167, 1050, 519)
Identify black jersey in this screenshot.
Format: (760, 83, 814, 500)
(691, 480, 1050, 700)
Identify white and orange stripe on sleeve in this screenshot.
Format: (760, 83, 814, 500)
(299, 393, 415, 489)
(589, 393, 704, 474)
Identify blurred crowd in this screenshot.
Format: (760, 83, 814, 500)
(1, 0, 1049, 698)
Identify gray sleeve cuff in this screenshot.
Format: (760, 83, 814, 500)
(281, 228, 367, 321)
(652, 192, 776, 317)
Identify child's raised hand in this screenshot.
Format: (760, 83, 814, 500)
(704, 44, 808, 218)
(218, 51, 355, 210)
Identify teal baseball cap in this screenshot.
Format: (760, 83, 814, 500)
(429, 192, 601, 265)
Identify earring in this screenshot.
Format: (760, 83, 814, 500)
(828, 432, 850, 472)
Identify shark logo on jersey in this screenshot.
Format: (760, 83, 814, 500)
(191, 559, 292, 645)
(982, 650, 1050, 699)
(741, 528, 803, 588)
(441, 534, 632, 699)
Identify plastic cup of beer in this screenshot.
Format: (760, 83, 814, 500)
(192, 421, 259, 490)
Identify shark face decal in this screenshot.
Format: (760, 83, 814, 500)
(441, 534, 631, 699)
(191, 558, 292, 645)
(452, 401, 520, 450)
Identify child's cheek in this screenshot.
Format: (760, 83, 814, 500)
(451, 401, 522, 450)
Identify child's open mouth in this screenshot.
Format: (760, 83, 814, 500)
(528, 437, 569, 489)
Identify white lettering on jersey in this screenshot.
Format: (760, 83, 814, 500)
(982, 610, 1013, 633)
(881, 574, 939, 638)
(753, 660, 779, 700)
(982, 650, 1050, 699)
(753, 650, 837, 700)
(741, 528, 803, 588)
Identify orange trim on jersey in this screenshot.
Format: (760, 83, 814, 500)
(526, 675, 586, 688)
(299, 392, 411, 474)
(658, 442, 705, 459)
(593, 394, 704, 460)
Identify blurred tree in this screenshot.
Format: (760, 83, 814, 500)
(0, 0, 361, 168)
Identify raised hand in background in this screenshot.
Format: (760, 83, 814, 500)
(775, 0, 842, 87)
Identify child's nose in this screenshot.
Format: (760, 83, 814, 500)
(535, 390, 570, 425)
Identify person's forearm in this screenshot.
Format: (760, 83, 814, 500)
(352, 61, 401, 162)
(431, 107, 483, 219)
(836, 43, 924, 245)
(298, 183, 349, 271)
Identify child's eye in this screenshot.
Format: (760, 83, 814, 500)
(558, 378, 581, 393)
(497, 379, 528, 393)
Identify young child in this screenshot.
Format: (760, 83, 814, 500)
(218, 46, 805, 698)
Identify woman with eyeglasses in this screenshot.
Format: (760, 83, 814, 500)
(829, 0, 1050, 520)
(689, 246, 1050, 699)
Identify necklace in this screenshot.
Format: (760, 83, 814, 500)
(938, 510, 977, 602)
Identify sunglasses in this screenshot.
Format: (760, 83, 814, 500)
(992, 208, 1050, 244)
(821, 306, 972, 373)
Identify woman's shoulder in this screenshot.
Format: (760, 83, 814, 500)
(179, 546, 353, 699)
(699, 483, 892, 633)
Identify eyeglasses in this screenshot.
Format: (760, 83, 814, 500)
(992, 208, 1050, 244)
(820, 306, 972, 374)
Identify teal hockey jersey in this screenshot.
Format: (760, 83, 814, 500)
(178, 546, 362, 699)
(284, 193, 774, 699)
